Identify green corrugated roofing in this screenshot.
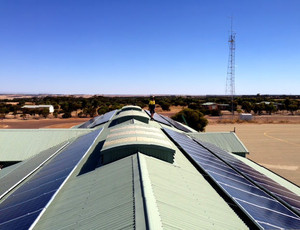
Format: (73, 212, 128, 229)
(101, 124, 175, 164)
(188, 132, 249, 155)
(1, 106, 300, 229)
(121, 105, 142, 112)
(0, 162, 22, 179)
(112, 110, 149, 124)
(142, 145, 248, 229)
(33, 155, 138, 230)
(0, 129, 91, 161)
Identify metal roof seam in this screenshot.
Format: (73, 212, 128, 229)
(132, 154, 147, 230)
(137, 153, 163, 230)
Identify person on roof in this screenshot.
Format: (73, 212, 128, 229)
(149, 96, 156, 119)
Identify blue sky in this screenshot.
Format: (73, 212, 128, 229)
(0, 0, 299, 95)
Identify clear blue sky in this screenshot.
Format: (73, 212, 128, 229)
(0, 0, 299, 95)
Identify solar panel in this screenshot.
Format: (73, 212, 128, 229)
(196, 140, 300, 215)
(144, 110, 172, 126)
(160, 114, 191, 132)
(89, 110, 117, 128)
(78, 116, 98, 128)
(164, 128, 300, 229)
(0, 142, 69, 200)
(78, 110, 117, 128)
(0, 129, 102, 230)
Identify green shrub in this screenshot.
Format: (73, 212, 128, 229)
(172, 108, 208, 132)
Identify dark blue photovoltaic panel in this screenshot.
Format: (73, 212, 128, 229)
(164, 128, 300, 229)
(144, 110, 172, 126)
(160, 114, 191, 132)
(0, 142, 68, 200)
(78, 110, 117, 128)
(196, 140, 300, 214)
(78, 116, 98, 128)
(89, 110, 117, 128)
(0, 128, 102, 230)
(0, 210, 41, 230)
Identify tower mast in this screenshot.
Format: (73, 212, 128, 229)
(226, 17, 236, 115)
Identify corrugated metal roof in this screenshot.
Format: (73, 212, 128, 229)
(142, 149, 248, 230)
(121, 105, 142, 112)
(1, 106, 300, 229)
(0, 162, 23, 179)
(111, 110, 149, 125)
(101, 124, 175, 164)
(188, 132, 249, 155)
(0, 129, 91, 161)
(33, 155, 136, 230)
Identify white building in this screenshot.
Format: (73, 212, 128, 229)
(22, 105, 54, 113)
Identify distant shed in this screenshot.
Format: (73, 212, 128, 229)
(202, 102, 218, 110)
(239, 113, 253, 121)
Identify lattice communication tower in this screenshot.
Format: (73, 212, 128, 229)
(226, 19, 236, 113)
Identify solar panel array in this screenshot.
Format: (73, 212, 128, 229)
(145, 110, 190, 132)
(0, 142, 69, 200)
(159, 114, 190, 132)
(79, 110, 117, 128)
(164, 128, 300, 229)
(144, 110, 171, 126)
(196, 140, 300, 215)
(0, 129, 102, 230)
(78, 117, 98, 128)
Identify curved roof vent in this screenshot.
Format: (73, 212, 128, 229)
(101, 124, 175, 164)
(110, 110, 149, 126)
(121, 105, 142, 112)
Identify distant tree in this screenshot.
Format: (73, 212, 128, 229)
(0, 106, 9, 119)
(97, 106, 109, 115)
(211, 109, 222, 116)
(53, 111, 58, 118)
(253, 103, 264, 115)
(188, 102, 200, 110)
(172, 108, 208, 132)
(22, 108, 30, 119)
(288, 103, 298, 115)
(41, 108, 50, 118)
(284, 99, 291, 110)
(160, 101, 170, 111)
(88, 107, 97, 117)
(265, 103, 277, 115)
(242, 101, 253, 113)
(13, 109, 18, 118)
(62, 111, 72, 118)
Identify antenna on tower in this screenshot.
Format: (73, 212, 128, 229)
(226, 16, 236, 116)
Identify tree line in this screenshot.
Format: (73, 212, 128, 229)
(0, 95, 299, 123)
